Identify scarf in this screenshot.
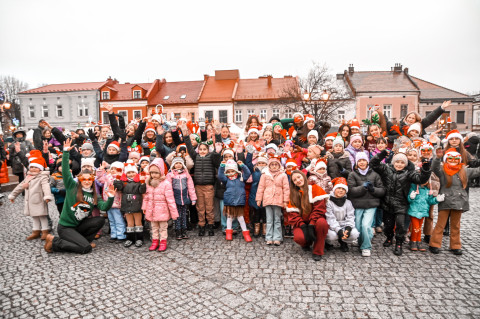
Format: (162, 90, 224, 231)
(330, 195, 346, 207)
(226, 172, 239, 180)
(444, 162, 465, 176)
(358, 167, 369, 176)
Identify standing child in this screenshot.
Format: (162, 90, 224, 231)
(345, 134, 368, 170)
(9, 150, 54, 240)
(218, 159, 252, 242)
(246, 151, 268, 238)
(143, 158, 178, 251)
(255, 155, 290, 245)
(326, 135, 352, 179)
(50, 158, 66, 216)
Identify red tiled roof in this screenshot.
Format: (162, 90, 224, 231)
(235, 77, 298, 101)
(149, 80, 204, 105)
(410, 76, 470, 100)
(21, 82, 107, 93)
(101, 83, 152, 101)
(198, 76, 237, 103)
(347, 71, 418, 92)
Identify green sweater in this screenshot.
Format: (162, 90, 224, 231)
(59, 151, 113, 228)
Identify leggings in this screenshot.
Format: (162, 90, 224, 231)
(175, 205, 188, 230)
(32, 216, 49, 231)
(52, 217, 105, 254)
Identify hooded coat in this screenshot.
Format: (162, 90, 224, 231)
(9, 170, 54, 217)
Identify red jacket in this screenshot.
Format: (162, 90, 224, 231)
(287, 184, 329, 228)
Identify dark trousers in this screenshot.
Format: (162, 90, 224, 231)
(52, 217, 105, 254)
(56, 203, 64, 215)
(372, 208, 383, 228)
(175, 205, 188, 230)
(383, 211, 408, 244)
(15, 172, 25, 183)
(189, 204, 198, 225)
(251, 207, 266, 224)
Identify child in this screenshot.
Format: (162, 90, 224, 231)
(429, 148, 480, 255)
(256, 155, 290, 245)
(407, 123, 422, 139)
(143, 158, 178, 251)
(325, 177, 359, 252)
(347, 152, 385, 257)
(324, 133, 336, 152)
(370, 137, 389, 161)
(50, 158, 66, 216)
(114, 161, 147, 248)
(345, 134, 368, 170)
(408, 182, 444, 251)
(139, 156, 150, 173)
(326, 135, 352, 179)
(9, 150, 54, 240)
(246, 151, 268, 238)
(406, 148, 421, 169)
(303, 144, 322, 171)
(218, 159, 252, 242)
(371, 149, 431, 256)
(166, 155, 197, 240)
(308, 160, 333, 193)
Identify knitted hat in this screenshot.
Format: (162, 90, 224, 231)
(350, 119, 360, 130)
(225, 159, 240, 174)
(332, 134, 344, 148)
(81, 157, 95, 169)
(171, 155, 186, 169)
(304, 114, 315, 125)
(266, 143, 278, 153)
(28, 150, 47, 171)
(110, 161, 124, 171)
(139, 156, 150, 164)
(443, 148, 462, 162)
(223, 148, 235, 158)
(325, 132, 337, 142)
(315, 160, 327, 170)
(349, 134, 363, 145)
(332, 177, 348, 193)
(355, 151, 369, 164)
(145, 122, 156, 134)
(248, 126, 260, 136)
(152, 114, 162, 123)
(257, 154, 269, 165)
(124, 160, 138, 174)
(285, 158, 298, 168)
(392, 152, 408, 165)
(308, 144, 322, 155)
(445, 129, 463, 143)
(129, 151, 141, 160)
(407, 122, 422, 135)
(177, 144, 187, 153)
(108, 141, 120, 152)
(81, 142, 94, 152)
(272, 122, 283, 130)
(307, 130, 318, 140)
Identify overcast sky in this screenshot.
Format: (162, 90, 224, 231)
(1, 0, 479, 94)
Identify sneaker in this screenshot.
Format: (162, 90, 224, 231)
(266, 241, 273, 245)
(394, 244, 403, 256)
(273, 241, 281, 246)
(361, 249, 371, 257)
(312, 254, 322, 261)
(409, 241, 418, 251)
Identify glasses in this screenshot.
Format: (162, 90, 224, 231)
(78, 176, 95, 182)
(112, 168, 123, 172)
(447, 156, 461, 161)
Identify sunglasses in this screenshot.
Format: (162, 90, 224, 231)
(78, 176, 95, 182)
(447, 156, 461, 160)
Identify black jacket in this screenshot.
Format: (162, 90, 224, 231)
(113, 178, 146, 213)
(371, 150, 431, 214)
(347, 169, 385, 209)
(185, 134, 221, 185)
(9, 136, 34, 174)
(465, 136, 480, 158)
(326, 151, 352, 179)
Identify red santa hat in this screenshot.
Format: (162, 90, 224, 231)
(248, 126, 260, 136)
(443, 148, 462, 162)
(332, 177, 348, 193)
(285, 158, 298, 169)
(314, 159, 327, 170)
(308, 184, 329, 203)
(304, 114, 315, 125)
(108, 141, 120, 152)
(325, 132, 337, 142)
(350, 119, 360, 130)
(420, 141, 434, 151)
(28, 150, 47, 171)
(445, 129, 463, 143)
(293, 112, 304, 123)
(144, 122, 156, 134)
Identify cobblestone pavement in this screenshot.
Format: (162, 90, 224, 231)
(1, 190, 480, 319)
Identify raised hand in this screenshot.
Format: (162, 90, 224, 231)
(63, 138, 73, 151)
(441, 100, 451, 110)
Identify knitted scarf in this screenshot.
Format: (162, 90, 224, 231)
(444, 162, 465, 176)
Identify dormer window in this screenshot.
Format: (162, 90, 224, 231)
(163, 96, 170, 100)
(102, 91, 110, 100)
(180, 94, 187, 99)
(133, 90, 141, 99)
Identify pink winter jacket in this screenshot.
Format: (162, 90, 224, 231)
(96, 169, 122, 209)
(166, 169, 197, 206)
(255, 169, 290, 207)
(141, 159, 179, 222)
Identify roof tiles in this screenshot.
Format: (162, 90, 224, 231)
(21, 82, 107, 93)
(149, 81, 204, 105)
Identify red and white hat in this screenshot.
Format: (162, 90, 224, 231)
(304, 114, 315, 124)
(325, 132, 337, 142)
(420, 141, 433, 151)
(248, 126, 260, 136)
(124, 160, 138, 174)
(307, 130, 318, 140)
(445, 129, 463, 143)
(293, 112, 304, 123)
(108, 141, 121, 152)
(350, 119, 360, 130)
(223, 148, 235, 158)
(145, 122, 156, 134)
(332, 177, 348, 193)
(315, 159, 327, 170)
(28, 150, 47, 171)
(443, 148, 462, 162)
(285, 158, 298, 169)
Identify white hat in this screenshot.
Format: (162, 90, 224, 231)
(266, 143, 278, 153)
(139, 156, 150, 164)
(315, 160, 327, 170)
(333, 135, 344, 148)
(407, 122, 422, 135)
(81, 157, 95, 169)
(225, 159, 240, 174)
(124, 160, 138, 174)
(152, 114, 162, 122)
(307, 130, 318, 140)
(223, 149, 235, 158)
(110, 161, 124, 171)
(392, 152, 408, 165)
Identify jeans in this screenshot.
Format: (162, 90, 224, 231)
(265, 205, 283, 241)
(175, 205, 188, 230)
(108, 208, 126, 240)
(52, 217, 105, 254)
(355, 208, 376, 250)
(220, 200, 239, 232)
(372, 208, 383, 227)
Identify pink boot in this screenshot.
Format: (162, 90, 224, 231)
(158, 240, 167, 252)
(149, 239, 159, 251)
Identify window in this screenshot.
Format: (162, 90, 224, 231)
(219, 110, 228, 123)
(42, 105, 49, 118)
(205, 111, 213, 122)
(102, 91, 110, 100)
(247, 109, 255, 118)
(29, 105, 35, 118)
(260, 109, 267, 121)
(78, 104, 88, 117)
(235, 110, 242, 123)
(163, 95, 169, 100)
(400, 104, 408, 119)
(56, 105, 63, 117)
(338, 110, 345, 121)
(284, 108, 292, 119)
(272, 108, 280, 118)
(457, 111, 465, 124)
(383, 104, 392, 119)
(366, 104, 374, 119)
(118, 110, 128, 122)
(180, 94, 186, 99)
(174, 113, 181, 120)
(133, 110, 142, 120)
(102, 111, 110, 124)
(133, 90, 141, 99)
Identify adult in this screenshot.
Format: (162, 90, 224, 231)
(33, 120, 49, 150)
(400, 100, 451, 137)
(287, 170, 329, 261)
(9, 128, 34, 183)
(0, 133, 8, 194)
(338, 124, 351, 145)
(296, 115, 331, 146)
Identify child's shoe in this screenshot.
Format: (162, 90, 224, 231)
(417, 242, 427, 252)
(273, 240, 281, 246)
(26, 230, 41, 241)
(338, 239, 349, 252)
(158, 240, 167, 252)
(429, 246, 440, 254)
(394, 243, 403, 256)
(175, 230, 182, 240)
(361, 249, 371, 257)
(423, 235, 431, 244)
(451, 249, 463, 255)
(254, 223, 261, 237)
(409, 241, 418, 251)
(207, 224, 214, 236)
(149, 239, 159, 251)
(181, 230, 189, 239)
(243, 230, 252, 242)
(198, 226, 205, 236)
(225, 229, 233, 241)
(41, 230, 50, 241)
(383, 238, 393, 247)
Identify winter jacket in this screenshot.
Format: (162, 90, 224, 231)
(9, 137, 34, 174)
(347, 168, 385, 209)
(9, 170, 54, 217)
(345, 144, 369, 170)
(400, 105, 444, 137)
(371, 150, 431, 214)
(432, 158, 480, 212)
(114, 175, 147, 214)
(185, 133, 221, 185)
(218, 164, 251, 206)
(246, 152, 263, 209)
(465, 135, 480, 158)
(166, 169, 197, 206)
(307, 172, 332, 193)
(287, 184, 329, 228)
(326, 151, 352, 179)
(407, 185, 439, 219)
(256, 169, 290, 207)
(95, 169, 122, 209)
(166, 152, 194, 170)
(50, 172, 66, 204)
(326, 196, 356, 233)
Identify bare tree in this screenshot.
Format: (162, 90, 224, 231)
(275, 63, 353, 124)
(0, 75, 29, 127)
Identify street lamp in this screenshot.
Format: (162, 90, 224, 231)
(321, 90, 330, 101)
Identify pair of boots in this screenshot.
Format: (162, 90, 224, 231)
(253, 223, 267, 238)
(148, 239, 167, 251)
(226, 229, 252, 242)
(27, 230, 50, 241)
(175, 229, 189, 240)
(124, 227, 144, 248)
(338, 238, 349, 252)
(198, 224, 214, 236)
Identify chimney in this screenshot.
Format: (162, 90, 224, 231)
(393, 63, 403, 73)
(336, 73, 344, 80)
(267, 75, 272, 87)
(348, 64, 354, 74)
(204, 74, 209, 81)
(404, 67, 409, 74)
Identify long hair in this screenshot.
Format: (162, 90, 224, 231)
(338, 124, 351, 141)
(245, 115, 260, 131)
(444, 165, 468, 189)
(446, 140, 470, 165)
(76, 169, 98, 205)
(289, 170, 312, 219)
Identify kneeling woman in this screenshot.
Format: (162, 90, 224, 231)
(44, 139, 114, 254)
(287, 170, 329, 261)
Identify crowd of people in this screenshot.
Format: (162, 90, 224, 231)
(2, 101, 479, 261)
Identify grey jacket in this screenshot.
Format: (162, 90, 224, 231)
(326, 196, 356, 233)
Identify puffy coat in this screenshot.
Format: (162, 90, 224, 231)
(345, 144, 369, 170)
(371, 150, 431, 214)
(407, 185, 439, 219)
(287, 184, 329, 228)
(50, 172, 66, 204)
(256, 169, 290, 207)
(96, 169, 122, 209)
(142, 159, 179, 221)
(166, 169, 197, 206)
(326, 151, 352, 179)
(326, 196, 355, 233)
(185, 134, 221, 185)
(9, 171, 54, 217)
(347, 169, 385, 209)
(218, 164, 251, 206)
(113, 175, 147, 213)
(245, 152, 262, 209)
(432, 158, 480, 212)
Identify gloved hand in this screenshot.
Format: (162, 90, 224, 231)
(245, 144, 256, 154)
(410, 191, 417, 200)
(436, 194, 445, 202)
(337, 229, 344, 239)
(87, 130, 97, 141)
(365, 181, 375, 193)
(307, 224, 316, 242)
(421, 158, 431, 171)
(300, 224, 312, 243)
(344, 226, 352, 239)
